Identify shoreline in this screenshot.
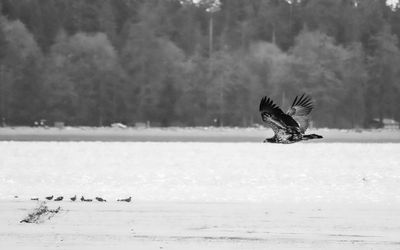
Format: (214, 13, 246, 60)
(1, 127, 399, 143)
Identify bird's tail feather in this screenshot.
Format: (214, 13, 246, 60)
(303, 134, 323, 140)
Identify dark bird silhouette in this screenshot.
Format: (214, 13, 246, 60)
(81, 196, 92, 202)
(95, 197, 107, 202)
(259, 94, 323, 143)
(70, 195, 77, 201)
(54, 196, 63, 201)
(117, 197, 132, 202)
(31, 198, 39, 201)
(45, 195, 53, 200)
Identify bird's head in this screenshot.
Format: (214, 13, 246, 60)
(261, 112, 273, 121)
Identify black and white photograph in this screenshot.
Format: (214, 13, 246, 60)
(0, 0, 400, 249)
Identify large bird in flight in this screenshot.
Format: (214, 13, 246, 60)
(259, 94, 322, 143)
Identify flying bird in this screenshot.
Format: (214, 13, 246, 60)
(259, 94, 323, 143)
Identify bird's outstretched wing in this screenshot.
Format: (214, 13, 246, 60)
(259, 96, 299, 135)
(286, 94, 313, 133)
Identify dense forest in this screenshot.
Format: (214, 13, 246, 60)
(0, 0, 399, 128)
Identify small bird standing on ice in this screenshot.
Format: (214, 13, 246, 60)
(45, 195, 53, 200)
(95, 197, 107, 202)
(70, 195, 77, 201)
(81, 196, 92, 202)
(117, 197, 132, 202)
(54, 196, 63, 201)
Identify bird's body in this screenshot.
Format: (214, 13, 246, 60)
(70, 195, 77, 201)
(95, 197, 106, 202)
(81, 196, 92, 202)
(45, 195, 53, 200)
(259, 94, 322, 143)
(117, 197, 132, 202)
(54, 196, 63, 201)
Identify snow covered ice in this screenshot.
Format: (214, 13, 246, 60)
(1, 141, 400, 249)
(1, 141, 399, 204)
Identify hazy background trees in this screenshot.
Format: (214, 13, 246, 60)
(0, 0, 399, 128)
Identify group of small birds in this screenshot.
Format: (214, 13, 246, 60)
(30, 195, 132, 202)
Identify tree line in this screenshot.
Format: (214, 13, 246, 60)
(0, 0, 399, 128)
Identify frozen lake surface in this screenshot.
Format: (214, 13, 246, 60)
(2, 201, 400, 250)
(1, 141, 400, 249)
(1, 142, 399, 204)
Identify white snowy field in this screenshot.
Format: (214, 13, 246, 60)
(1, 201, 400, 250)
(1, 141, 400, 249)
(1, 142, 400, 203)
